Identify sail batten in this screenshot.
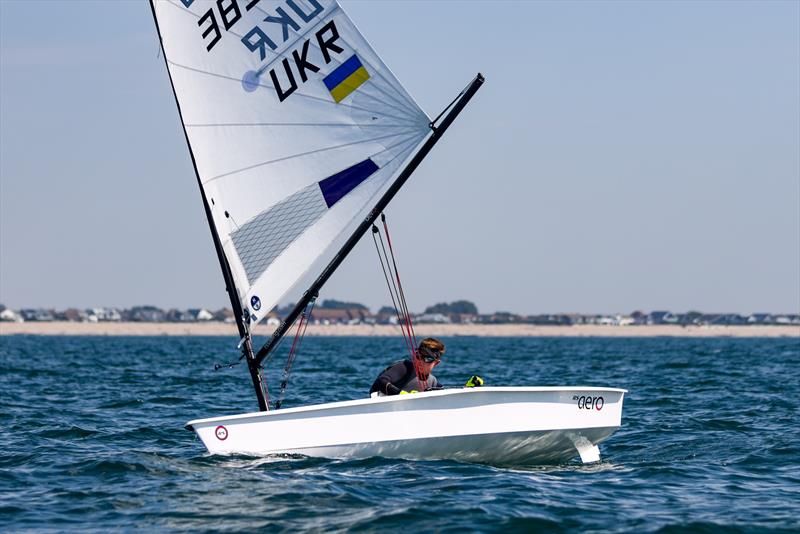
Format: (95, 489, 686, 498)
(152, 0, 431, 323)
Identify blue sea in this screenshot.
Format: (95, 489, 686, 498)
(1, 335, 799, 532)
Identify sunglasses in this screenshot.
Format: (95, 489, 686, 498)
(419, 351, 441, 363)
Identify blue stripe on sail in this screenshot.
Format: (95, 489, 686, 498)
(323, 55, 364, 91)
(318, 159, 379, 208)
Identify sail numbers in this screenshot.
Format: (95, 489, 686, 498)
(183, 0, 325, 58)
(181, 0, 343, 102)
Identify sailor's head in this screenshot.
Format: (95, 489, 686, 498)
(416, 337, 445, 371)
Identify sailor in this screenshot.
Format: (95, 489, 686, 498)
(369, 337, 444, 396)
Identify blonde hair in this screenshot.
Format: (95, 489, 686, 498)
(418, 337, 445, 358)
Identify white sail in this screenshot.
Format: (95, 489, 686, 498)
(152, 0, 431, 323)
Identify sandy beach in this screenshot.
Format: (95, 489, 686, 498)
(1, 322, 797, 337)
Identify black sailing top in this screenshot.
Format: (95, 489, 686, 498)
(369, 360, 440, 396)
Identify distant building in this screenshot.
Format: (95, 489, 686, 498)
(19, 309, 55, 322)
(647, 311, 670, 325)
(60, 308, 89, 322)
(774, 314, 800, 325)
(707, 314, 747, 325)
(311, 308, 352, 325)
(0, 308, 22, 322)
(747, 313, 775, 325)
(126, 306, 165, 322)
(165, 309, 193, 322)
(213, 308, 235, 323)
(188, 308, 214, 321)
(477, 312, 522, 324)
(89, 308, 122, 322)
(415, 313, 451, 324)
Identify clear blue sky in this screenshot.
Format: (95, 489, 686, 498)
(1, 0, 798, 315)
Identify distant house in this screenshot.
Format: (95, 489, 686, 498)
(707, 314, 747, 326)
(747, 313, 775, 325)
(647, 311, 670, 325)
(166, 309, 193, 322)
(595, 315, 617, 326)
(629, 311, 647, 325)
(774, 314, 800, 325)
(188, 308, 214, 321)
(617, 315, 635, 326)
(525, 314, 572, 325)
(415, 313, 451, 324)
(0, 308, 22, 322)
(311, 308, 352, 325)
(662, 312, 681, 325)
(61, 308, 89, 322)
(449, 313, 477, 324)
(213, 308, 235, 323)
(126, 306, 165, 322)
(477, 312, 521, 324)
(19, 309, 55, 322)
(89, 308, 122, 322)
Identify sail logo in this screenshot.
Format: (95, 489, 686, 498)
(250, 295, 262, 311)
(323, 55, 370, 103)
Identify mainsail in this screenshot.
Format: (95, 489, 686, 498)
(152, 0, 431, 325)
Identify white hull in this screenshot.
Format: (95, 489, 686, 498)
(187, 387, 626, 465)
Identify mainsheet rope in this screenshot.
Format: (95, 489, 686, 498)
(275, 296, 316, 410)
(371, 214, 426, 391)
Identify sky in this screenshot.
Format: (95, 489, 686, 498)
(1, 0, 798, 315)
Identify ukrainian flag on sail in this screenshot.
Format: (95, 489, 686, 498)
(323, 54, 370, 103)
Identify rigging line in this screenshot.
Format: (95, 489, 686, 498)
(275, 297, 316, 410)
(204, 128, 419, 184)
(375, 226, 409, 345)
(184, 121, 416, 128)
(372, 226, 415, 357)
(382, 214, 418, 348)
(243, 1, 423, 120)
(167, 61, 423, 127)
(375, 222, 418, 375)
(430, 86, 465, 128)
(430, 75, 478, 128)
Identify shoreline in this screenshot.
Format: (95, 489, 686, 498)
(1, 322, 798, 338)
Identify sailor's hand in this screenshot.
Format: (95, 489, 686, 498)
(465, 375, 484, 388)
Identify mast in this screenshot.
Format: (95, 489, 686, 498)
(254, 73, 484, 370)
(149, 0, 268, 411)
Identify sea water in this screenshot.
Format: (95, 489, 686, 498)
(1, 335, 798, 532)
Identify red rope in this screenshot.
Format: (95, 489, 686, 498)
(372, 228, 416, 361)
(382, 216, 426, 391)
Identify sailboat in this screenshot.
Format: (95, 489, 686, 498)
(150, 0, 626, 465)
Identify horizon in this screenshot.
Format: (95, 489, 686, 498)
(2, 301, 796, 318)
(1, 0, 798, 315)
